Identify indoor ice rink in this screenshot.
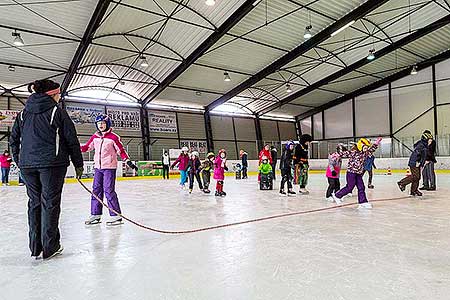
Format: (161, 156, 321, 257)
(1, 0, 450, 299)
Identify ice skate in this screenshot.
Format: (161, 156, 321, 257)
(31, 252, 42, 260)
(189, 189, 192, 194)
(220, 191, 227, 196)
(287, 189, 296, 196)
(106, 216, 123, 226)
(215, 191, 220, 196)
(357, 202, 372, 209)
(18, 183, 25, 186)
(299, 188, 309, 194)
(419, 186, 429, 191)
(85, 215, 101, 225)
(326, 196, 334, 202)
(397, 182, 406, 192)
(411, 190, 423, 197)
(44, 245, 64, 261)
(203, 189, 210, 194)
(368, 184, 374, 189)
(332, 194, 342, 204)
(279, 189, 286, 195)
(429, 186, 436, 191)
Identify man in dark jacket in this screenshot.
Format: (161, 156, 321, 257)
(293, 134, 312, 193)
(240, 149, 248, 179)
(270, 146, 278, 180)
(397, 132, 431, 196)
(420, 130, 437, 191)
(279, 141, 296, 195)
(10, 79, 84, 260)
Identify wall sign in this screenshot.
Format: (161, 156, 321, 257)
(107, 108, 141, 131)
(149, 111, 177, 133)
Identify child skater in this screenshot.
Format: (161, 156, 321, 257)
(325, 144, 347, 201)
(279, 141, 296, 195)
(201, 152, 215, 193)
(332, 137, 382, 209)
(294, 134, 312, 194)
(187, 151, 203, 194)
(171, 146, 189, 188)
(214, 149, 228, 196)
(364, 153, 376, 189)
(240, 150, 248, 179)
(258, 144, 272, 182)
(397, 132, 431, 196)
(259, 156, 273, 189)
(81, 114, 138, 226)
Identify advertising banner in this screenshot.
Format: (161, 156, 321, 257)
(66, 105, 103, 125)
(149, 111, 177, 133)
(180, 140, 207, 153)
(0, 110, 20, 126)
(107, 108, 141, 131)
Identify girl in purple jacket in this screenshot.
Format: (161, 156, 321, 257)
(214, 149, 228, 196)
(81, 115, 138, 226)
(332, 137, 382, 209)
(171, 146, 189, 188)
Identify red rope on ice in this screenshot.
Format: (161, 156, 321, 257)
(78, 179, 410, 235)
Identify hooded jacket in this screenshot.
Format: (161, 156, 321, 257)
(0, 154, 12, 168)
(409, 139, 428, 168)
(80, 129, 130, 169)
(241, 152, 248, 167)
(280, 148, 294, 171)
(171, 153, 189, 171)
(9, 93, 83, 169)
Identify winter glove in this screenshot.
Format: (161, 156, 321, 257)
(331, 170, 337, 177)
(127, 160, 138, 171)
(75, 167, 84, 179)
(375, 137, 382, 146)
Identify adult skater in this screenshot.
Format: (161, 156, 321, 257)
(0, 150, 12, 186)
(332, 137, 382, 209)
(420, 130, 437, 191)
(240, 149, 248, 179)
(10, 79, 84, 260)
(270, 146, 278, 180)
(161, 150, 170, 180)
(293, 134, 312, 194)
(81, 114, 138, 226)
(398, 132, 431, 196)
(279, 141, 296, 195)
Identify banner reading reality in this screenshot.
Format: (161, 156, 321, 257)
(149, 111, 177, 133)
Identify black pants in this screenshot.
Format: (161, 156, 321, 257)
(242, 166, 248, 178)
(326, 177, 340, 198)
(364, 169, 373, 185)
(202, 170, 211, 189)
(280, 168, 292, 191)
(270, 163, 276, 180)
(21, 166, 67, 259)
(162, 165, 170, 179)
(189, 171, 203, 190)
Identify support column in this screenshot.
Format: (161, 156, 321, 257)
(204, 111, 214, 152)
(388, 83, 394, 158)
(139, 105, 150, 160)
(432, 64, 438, 138)
(254, 116, 264, 150)
(351, 97, 356, 141)
(294, 116, 301, 141)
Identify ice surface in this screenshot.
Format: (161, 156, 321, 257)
(1, 174, 450, 300)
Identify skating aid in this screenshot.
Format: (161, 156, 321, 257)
(78, 179, 410, 235)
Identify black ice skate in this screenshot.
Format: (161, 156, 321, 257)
(411, 190, 423, 197)
(288, 189, 296, 196)
(279, 189, 286, 195)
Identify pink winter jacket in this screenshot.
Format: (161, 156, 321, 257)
(80, 129, 129, 169)
(213, 156, 226, 180)
(171, 154, 189, 171)
(0, 154, 12, 168)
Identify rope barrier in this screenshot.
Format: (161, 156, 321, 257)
(78, 179, 410, 235)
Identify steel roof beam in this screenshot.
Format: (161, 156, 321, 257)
(295, 49, 450, 120)
(258, 14, 450, 116)
(141, 0, 258, 107)
(60, 0, 112, 95)
(205, 0, 390, 113)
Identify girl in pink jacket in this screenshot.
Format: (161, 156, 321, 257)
(325, 144, 347, 201)
(214, 149, 228, 196)
(81, 115, 137, 226)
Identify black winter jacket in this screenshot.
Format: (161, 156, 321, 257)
(280, 148, 294, 171)
(408, 139, 428, 168)
(293, 143, 308, 164)
(187, 158, 202, 174)
(426, 140, 437, 163)
(241, 153, 248, 167)
(9, 93, 83, 169)
(270, 148, 278, 164)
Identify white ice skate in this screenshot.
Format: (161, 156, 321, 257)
(357, 202, 372, 210)
(299, 188, 309, 195)
(85, 215, 101, 225)
(326, 196, 334, 202)
(332, 194, 342, 205)
(106, 216, 123, 226)
(44, 245, 64, 261)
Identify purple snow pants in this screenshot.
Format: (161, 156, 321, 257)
(91, 169, 121, 216)
(335, 172, 368, 204)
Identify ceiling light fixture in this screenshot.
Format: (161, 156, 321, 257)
(139, 55, 149, 67)
(367, 48, 375, 60)
(205, 0, 216, 6)
(331, 20, 355, 37)
(410, 65, 418, 75)
(12, 30, 24, 46)
(8, 65, 15, 72)
(286, 83, 292, 93)
(119, 81, 126, 86)
(224, 71, 231, 82)
(304, 25, 312, 40)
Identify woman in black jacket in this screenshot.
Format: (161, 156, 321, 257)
(10, 79, 84, 260)
(420, 130, 437, 191)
